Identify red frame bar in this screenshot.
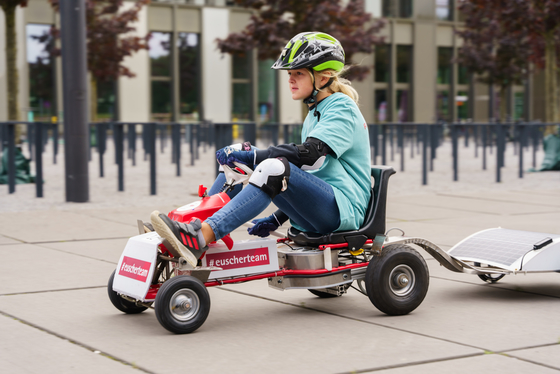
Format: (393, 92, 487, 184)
(204, 262, 369, 287)
(318, 239, 373, 251)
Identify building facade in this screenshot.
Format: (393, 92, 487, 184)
(0, 0, 540, 126)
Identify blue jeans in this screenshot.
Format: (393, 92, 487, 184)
(206, 163, 340, 240)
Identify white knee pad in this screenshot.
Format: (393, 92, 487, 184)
(249, 157, 290, 199)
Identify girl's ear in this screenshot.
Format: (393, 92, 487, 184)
(319, 71, 333, 87)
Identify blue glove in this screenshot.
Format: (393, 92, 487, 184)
(247, 215, 280, 237)
(216, 146, 255, 168)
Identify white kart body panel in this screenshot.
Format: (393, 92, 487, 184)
(113, 232, 161, 302)
(201, 237, 279, 279)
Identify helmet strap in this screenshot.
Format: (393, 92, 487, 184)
(303, 69, 335, 105)
(303, 68, 319, 105)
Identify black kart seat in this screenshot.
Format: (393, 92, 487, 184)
(287, 165, 396, 251)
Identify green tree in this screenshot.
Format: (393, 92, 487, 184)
(217, 0, 385, 81)
(1, 0, 28, 142)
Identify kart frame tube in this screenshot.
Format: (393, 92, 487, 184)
(203, 262, 369, 287)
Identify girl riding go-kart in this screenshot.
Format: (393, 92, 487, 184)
(111, 32, 433, 334)
(151, 32, 372, 267)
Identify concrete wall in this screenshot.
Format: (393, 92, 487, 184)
(413, 22, 436, 122)
(201, 7, 230, 123)
(119, 3, 149, 122)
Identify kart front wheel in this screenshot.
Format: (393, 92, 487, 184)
(365, 244, 429, 316)
(155, 275, 210, 334)
(107, 270, 150, 314)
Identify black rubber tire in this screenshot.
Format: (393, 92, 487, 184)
(107, 270, 150, 314)
(155, 275, 210, 334)
(365, 244, 429, 316)
(477, 273, 506, 283)
(474, 263, 506, 283)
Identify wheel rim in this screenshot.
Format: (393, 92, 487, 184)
(169, 289, 200, 322)
(389, 264, 415, 297)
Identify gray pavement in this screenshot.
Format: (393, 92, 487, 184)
(1, 138, 559, 373)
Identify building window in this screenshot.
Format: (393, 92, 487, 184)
(437, 90, 449, 121)
(514, 91, 524, 120)
(382, 0, 412, 18)
(437, 47, 453, 84)
(456, 90, 468, 120)
(258, 59, 277, 123)
(375, 89, 388, 122)
(375, 44, 390, 83)
(27, 24, 56, 122)
(232, 52, 252, 121)
(382, 0, 395, 17)
(97, 80, 117, 121)
(396, 45, 412, 84)
(436, 0, 453, 21)
(399, 0, 413, 18)
(150, 32, 172, 122)
(178, 32, 200, 121)
(458, 64, 468, 85)
(396, 89, 409, 122)
(395, 45, 412, 121)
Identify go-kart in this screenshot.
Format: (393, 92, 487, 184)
(108, 162, 560, 334)
(108, 162, 435, 334)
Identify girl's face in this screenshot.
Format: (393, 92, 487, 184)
(287, 69, 314, 101)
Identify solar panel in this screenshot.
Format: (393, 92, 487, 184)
(448, 228, 560, 268)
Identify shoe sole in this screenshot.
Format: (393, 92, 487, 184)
(151, 211, 198, 268)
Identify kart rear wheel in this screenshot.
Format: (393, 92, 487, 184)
(365, 244, 429, 316)
(155, 275, 210, 334)
(107, 270, 150, 314)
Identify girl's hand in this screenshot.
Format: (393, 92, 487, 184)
(247, 215, 280, 237)
(216, 146, 255, 168)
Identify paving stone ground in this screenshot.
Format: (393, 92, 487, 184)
(1, 135, 559, 374)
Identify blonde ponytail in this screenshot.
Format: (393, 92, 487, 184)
(315, 67, 360, 105)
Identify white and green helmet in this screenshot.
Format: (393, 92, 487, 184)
(271, 32, 345, 72)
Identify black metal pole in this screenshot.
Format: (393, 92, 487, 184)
(518, 123, 524, 178)
(115, 124, 124, 191)
(390, 125, 394, 161)
(189, 124, 195, 166)
(150, 123, 156, 195)
(34, 123, 43, 197)
(53, 123, 58, 164)
(397, 125, 404, 171)
(60, 0, 89, 202)
(7, 124, 15, 193)
(422, 125, 428, 185)
(97, 123, 105, 178)
(381, 125, 387, 165)
(452, 124, 458, 181)
(496, 123, 502, 183)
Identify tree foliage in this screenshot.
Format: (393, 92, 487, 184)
(456, 0, 560, 122)
(217, 0, 385, 81)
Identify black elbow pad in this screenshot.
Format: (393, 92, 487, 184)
(296, 137, 333, 170)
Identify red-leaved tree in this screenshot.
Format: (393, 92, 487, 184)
(456, 0, 560, 122)
(217, 0, 385, 81)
